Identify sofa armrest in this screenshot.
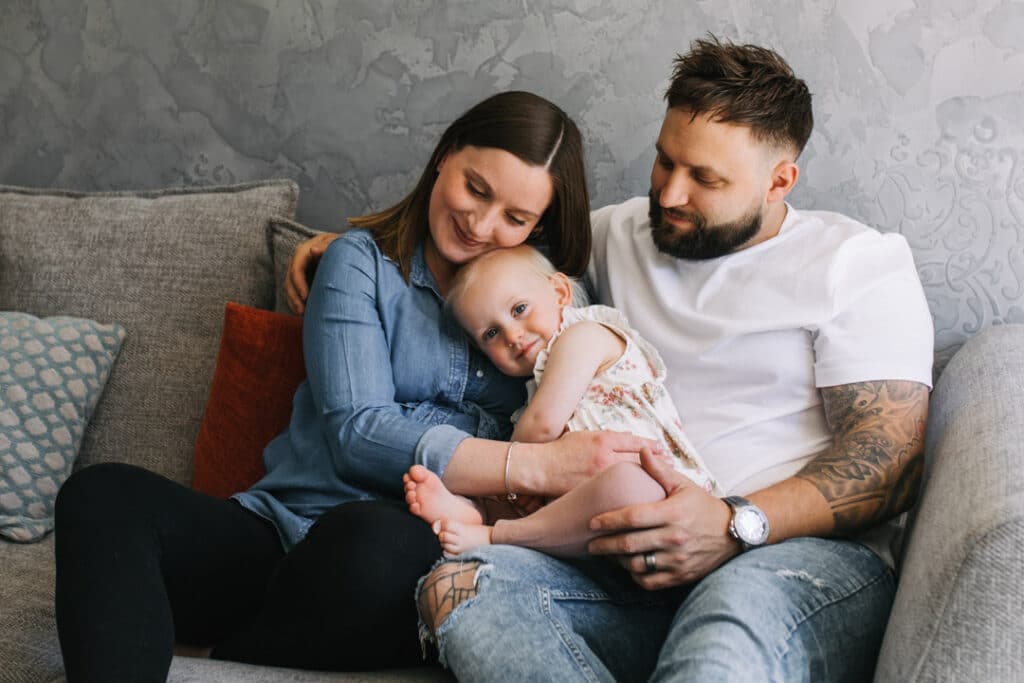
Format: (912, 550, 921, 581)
(875, 325, 1024, 681)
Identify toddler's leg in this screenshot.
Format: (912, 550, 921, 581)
(441, 462, 667, 558)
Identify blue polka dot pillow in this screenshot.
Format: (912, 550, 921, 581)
(0, 312, 125, 542)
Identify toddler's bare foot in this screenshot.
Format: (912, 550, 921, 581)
(404, 465, 483, 526)
(433, 519, 494, 557)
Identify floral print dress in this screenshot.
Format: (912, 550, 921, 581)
(517, 305, 720, 494)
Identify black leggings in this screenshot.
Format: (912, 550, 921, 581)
(54, 463, 441, 682)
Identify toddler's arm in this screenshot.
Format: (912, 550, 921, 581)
(512, 321, 625, 443)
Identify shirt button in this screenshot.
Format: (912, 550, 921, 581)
(476, 370, 484, 378)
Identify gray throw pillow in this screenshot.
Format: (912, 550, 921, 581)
(0, 312, 125, 542)
(0, 180, 298, 486)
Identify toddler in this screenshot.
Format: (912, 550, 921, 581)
(403, 245, 719, 557)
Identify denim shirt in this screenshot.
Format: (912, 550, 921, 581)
(233, 229, 526, 550)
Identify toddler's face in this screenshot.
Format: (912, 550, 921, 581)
(453, 253, 572, 377)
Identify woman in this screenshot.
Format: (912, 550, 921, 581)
(54, 90, 656, 680)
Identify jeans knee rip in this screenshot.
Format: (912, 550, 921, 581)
(414, 556, 494, 667)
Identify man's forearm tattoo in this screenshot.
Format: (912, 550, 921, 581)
(796, 380, 929, 533)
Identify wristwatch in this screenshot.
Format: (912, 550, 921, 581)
(723, 496, 770, 551)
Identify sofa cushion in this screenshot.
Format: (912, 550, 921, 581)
(167, 657, 452, 682)
(193, 302, 306, 499)
(876, 324, 1024, 681)
(0, 180, 298, 485)
(0, 537, 64, 683)
(0, 313, 125, 542)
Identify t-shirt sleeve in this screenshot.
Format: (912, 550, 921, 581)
(813, 232, 934, 389)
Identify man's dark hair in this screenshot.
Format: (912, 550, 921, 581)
(666, 35, 813, 157)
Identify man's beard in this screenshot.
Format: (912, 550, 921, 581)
(647, 189, 762, 260)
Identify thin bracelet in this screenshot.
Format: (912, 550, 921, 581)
(504, 441, 518, 503)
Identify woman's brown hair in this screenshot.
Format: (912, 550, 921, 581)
(349, 91, 591, 279)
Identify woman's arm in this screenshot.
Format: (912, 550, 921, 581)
(512, 322, 625, 443)
(442, 430, 660, 498)
(303, 235, 470, 495)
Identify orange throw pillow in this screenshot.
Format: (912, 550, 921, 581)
(193, 302, 306, 498)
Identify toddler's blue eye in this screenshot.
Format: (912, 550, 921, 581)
(483, 328, 498, 341)
(513, 304, 527, 316)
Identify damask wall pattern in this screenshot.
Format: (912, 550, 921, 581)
(1, 0, 1022, 372)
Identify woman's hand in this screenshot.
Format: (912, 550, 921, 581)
(286, 232, 341, 314)
(526, 431, 662, 496)
(587, 448, 739, 590)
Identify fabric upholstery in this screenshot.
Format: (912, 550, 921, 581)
(0, 313, 125, 542)
(193, 302, 306, 499)
(875, 324, 1024, 681)
(167, 658, 451, 682)
(0, 536, 64, 683)
(0, 181, 298, 485)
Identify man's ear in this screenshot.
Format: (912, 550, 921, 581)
(550, 272, 574, 306)
(766, 159, 799, 204)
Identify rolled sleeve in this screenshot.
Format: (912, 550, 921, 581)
(415, 424, 472, 480)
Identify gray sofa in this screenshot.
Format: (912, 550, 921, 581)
(1, 179, 1022, 682)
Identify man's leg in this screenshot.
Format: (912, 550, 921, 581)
(417, 544, 687, 682)
(652, 537, 894, 682)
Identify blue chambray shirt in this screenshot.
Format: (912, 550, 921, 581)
(233, 229, 526, 550)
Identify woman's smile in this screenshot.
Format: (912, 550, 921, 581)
(451, 215, 483, 249)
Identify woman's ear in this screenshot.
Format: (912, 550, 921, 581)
(550, 272, 574, 306)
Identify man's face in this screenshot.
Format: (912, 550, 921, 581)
(649, 108, 775, 260)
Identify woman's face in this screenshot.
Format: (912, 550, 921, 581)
(427, 145, 554, 269)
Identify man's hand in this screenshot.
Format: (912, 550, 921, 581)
(286, 232, 341, 314)
(587, 448, 739, 590)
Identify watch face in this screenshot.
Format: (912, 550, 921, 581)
(734, 507, 769, 545)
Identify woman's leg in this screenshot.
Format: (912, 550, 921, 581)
(439, 461, 666, 557)
(54, 462, 283, 683)
(212, 499, 442, 670)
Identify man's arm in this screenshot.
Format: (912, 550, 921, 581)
(733, 379, 929, 544)
(794, 379, 929, 533)
(286, 232, 341, 314)
(587, 378, 929, 589)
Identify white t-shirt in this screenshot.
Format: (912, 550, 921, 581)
(586, 197, 934, 564)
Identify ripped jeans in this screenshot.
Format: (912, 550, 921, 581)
(416, 537, 894, 682)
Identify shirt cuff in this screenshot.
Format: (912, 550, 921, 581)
(415, 424, 471, 480)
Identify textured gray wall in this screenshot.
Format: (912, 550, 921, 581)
(2, 1, 1023, 370)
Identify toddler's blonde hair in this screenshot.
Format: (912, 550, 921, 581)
(446, 246, 587, 317)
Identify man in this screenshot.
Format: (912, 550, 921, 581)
(290, 36, 932, 681)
